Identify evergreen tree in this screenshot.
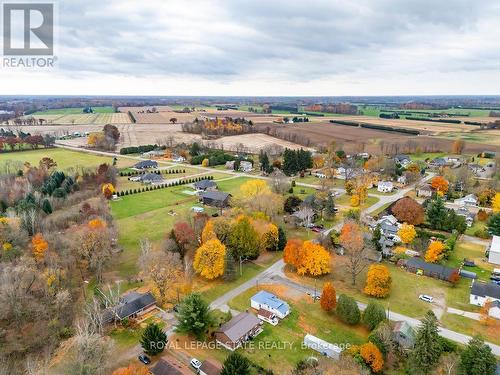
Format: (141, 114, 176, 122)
(282, 148, 298, 176)
(459, 336, 496, 375)
(325, 194, 336, 218)
(412, 310, 442, 374)
(297, 148, 313, 171)
(277, 226, 287, 251)
(223, 251, 237, 281)
(362, 301, 387, 330)
(259, 150, 270, 173)
(190, 142, 201, 156)
(336, 294, 361, 325)
(41, 199, 52, 214)
(426, 197, 447, 230)
(140, 322, 167, 355)
(487, 213, 500, 236)
(221, 353, 251, 375)
(372, 224, 382, 252)
(176, 293, 212, 339)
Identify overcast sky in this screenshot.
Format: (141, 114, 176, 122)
(1, 0, 500, 96)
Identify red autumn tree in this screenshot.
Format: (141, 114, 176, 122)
(320, 282, 336, 312)
(391, 197, 424, 225)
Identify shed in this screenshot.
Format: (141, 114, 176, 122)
(303, 334, 342, 360)
(392, 321, 416, 349)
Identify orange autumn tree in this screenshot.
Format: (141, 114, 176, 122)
(32, 233, 48, 261)
(359, 342, 384, 373)
(283, 239, 304, 268)
(364, 264, 392, 298)
(320, 282, 336, 311)
(397, 223, 416, 244)
(193, 238, 226, 280)
(112, 364, 149, 375)
(88, 218, 107, 230)
(424, 240, 446, 263)
(296, 241, 330, 276)
(431, 176, 449, 196)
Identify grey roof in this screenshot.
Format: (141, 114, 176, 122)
(194, 179, 216, 189)
(200, 191, 230, 202)
(107, 291, 156, 320)
(406, 258, 457, 279)
(430, 157, 447, 166)
(151, 358, 191, 375)
(471, 281, 500, 300)
(134, 160, 157, 168)
(217, 312, 260, 342)
(395, 154, 410, 162)
(141, 172, 163, 182)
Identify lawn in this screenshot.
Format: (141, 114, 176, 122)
(335, 194, 379, 209)
(465, 220, 489, 238)
(0, 148, 134, 171)
(445, 240, 492, 282)
(440, 313, 500, 346)
(32, 106, 115, 115)
(368, 187, 397, 196)
(225, 286, 368, 373)
(409, 152, 446, 162)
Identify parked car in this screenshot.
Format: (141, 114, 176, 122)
(311, 225, 324, 233)
(418, 294, 434, 303)
(138, 355, 151, 365)
(190, 358, 202, 370)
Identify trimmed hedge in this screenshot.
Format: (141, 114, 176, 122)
(119, 168, 186, 177)
(405, 116, 462, 124)
(116, 175, 214, 196)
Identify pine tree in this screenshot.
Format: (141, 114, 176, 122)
(412, 311, 442, 374)
(325, 194, 336, 218)
(487, 213, 500, 236)
(277, 226, 287, 251)
(362, 301, 386, 330)
(41, 199, 52, 214)
(426, 197, 447, 230)
(459, 336, 496, 375)
(336, 294, 360, 325)
(372, 224, 382, 251)
(176, 293, 212, 339)
(223, 251, 237, 281)
(140, 323, 167, 355)
(259, 150, 270, 173)
(221, 353, 251, 375)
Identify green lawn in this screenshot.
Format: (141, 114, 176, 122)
(368, 187, 397, 196)
(465, 220, 489, 238)
(0, 148, 134, 171)
(335, 194, 379, 209)
(445, 240, 492, 282)
(440, 313, 500, 346)
(409, 152, 446, 162)
(32, 106, 115, 115)
(226, 286, 368, 373)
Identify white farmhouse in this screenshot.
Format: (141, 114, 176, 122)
(470, 281, 500, 319)
(487, 236, 500, 265)
(454, 194, 478, 206)
(250, 291, 290, 319)
(377, 181, 394, 193)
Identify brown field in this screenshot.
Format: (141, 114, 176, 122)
(21, 113, 132, 125)
(324, 115, 473, 134)
(117, 105, 174, 112)
(254, 121, 500, 154)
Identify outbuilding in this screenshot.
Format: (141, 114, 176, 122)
(303, 334, 342, 360)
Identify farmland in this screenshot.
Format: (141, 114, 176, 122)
(32, 106, 115, 115)
(21, 113, 132, 125)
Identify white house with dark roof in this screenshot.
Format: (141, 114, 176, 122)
(454, 194, 478, 206)
(470, 281, 500, 319)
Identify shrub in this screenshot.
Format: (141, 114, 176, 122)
(362, 301, 387, 330)
(336, 294, 360, 325)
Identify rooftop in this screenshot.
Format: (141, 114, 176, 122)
(471, 281, 500, 300)
(251, 290, 290, 315)
(217, 312, 261, 342)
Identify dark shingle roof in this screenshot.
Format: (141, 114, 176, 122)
(194, 179, 216, 189)
(199, 360, 223, 375)
(134, 160, 157, 168)
(109, 291, 156, 320)
(141, 173, 163, 182)
(471, 281, 500, 300)
(406, 258, 457, 279)
(151, 358, 192, 375)
(200, 191, 230, 202)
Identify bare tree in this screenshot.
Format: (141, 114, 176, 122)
(294, 206, 315, 228)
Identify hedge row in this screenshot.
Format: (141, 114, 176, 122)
(464, 121, 482, 126)
(120, 144, 160, 154)
(360, 123, 420, 135)
(119, 169, 186, 177)
(405, 116, 462, 124)
(116, 176, 214, 196)
(329, 120, 359, 127)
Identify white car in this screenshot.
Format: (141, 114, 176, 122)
(418, 294, 434, 303)
(190, 358, 202, 370)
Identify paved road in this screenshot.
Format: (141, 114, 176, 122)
(56, 144, 500, 355)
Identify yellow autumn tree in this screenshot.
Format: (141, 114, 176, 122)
(492, 192, 500, 213)
(201, 158, 209, 167)
(424, 240, 446, 263)
(397, 223, 416, 244)
(350, 194, 360, 207)
(283, 239, 303, 268)
(101, 183, 115, 199)
(240, 179, 270, 198)
(356, 185, 368, 204)
(32, 233, 49, 261)
(262, 223, 279, 251)
(193, 238, 226, 280)
(296, 241, 331, 276)
(364, 264, 392, 298)
(201, 220, 217, 243)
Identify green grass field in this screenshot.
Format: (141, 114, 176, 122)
(357, 105, 493, 118)
(32, 106, 115, 115)
(0, 148, 134, 171)
(226, 286, 368, 373)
